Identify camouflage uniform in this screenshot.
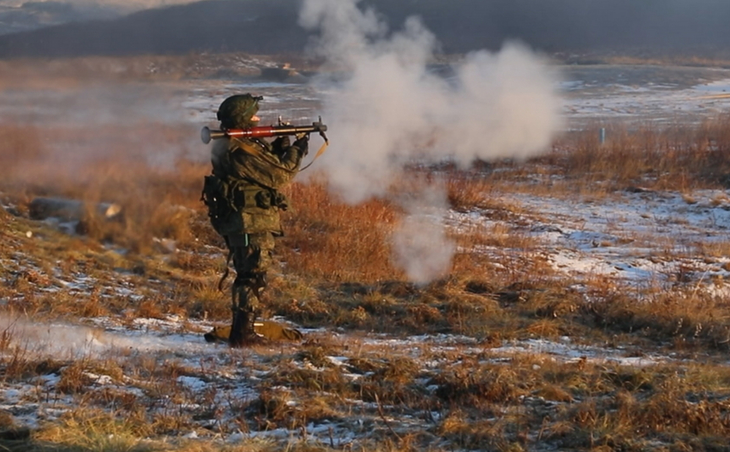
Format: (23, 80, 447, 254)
(202, 94, 307, 347)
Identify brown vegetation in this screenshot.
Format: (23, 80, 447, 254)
(1, 75, 730, 451)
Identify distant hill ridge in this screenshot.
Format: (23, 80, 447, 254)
(1, 0, 729, 59)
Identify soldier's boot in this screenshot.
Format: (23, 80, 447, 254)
(229, 276, 268, 347)
(228, 278, 248, 347)
(228, 308, 246, 347)
(229, 309, 266, 347)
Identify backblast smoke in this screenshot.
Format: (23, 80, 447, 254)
(299, 0, 564, 283)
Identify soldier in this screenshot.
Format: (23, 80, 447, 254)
(201, 94, 308, 347)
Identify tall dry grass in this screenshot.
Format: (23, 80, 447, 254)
(551, 115, 730, 191)
(279, 179, 401, 284)
(3, 106, 730, 450)
(2, 115, 730, 344)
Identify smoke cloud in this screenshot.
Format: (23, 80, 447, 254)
(299, 0, 563, 283)
(0, 314, 207, 359)
(0, 79, 200, 177)
(0, 314, 112, 359)
(390, 184, 456, 284)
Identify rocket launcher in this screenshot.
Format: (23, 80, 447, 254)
(201, 117, 328, 145)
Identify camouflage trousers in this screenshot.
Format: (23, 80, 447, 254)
(227, 232, 275, 316)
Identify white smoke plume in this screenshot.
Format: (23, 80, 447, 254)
(300, 0, 563, 203)
(300, 0, 563, 283)
(390, 184, 456, 284)
(0, 314, 208, 359)
(0, 314, 110, 359)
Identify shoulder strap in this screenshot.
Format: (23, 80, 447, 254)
(299, 140, 329, 171)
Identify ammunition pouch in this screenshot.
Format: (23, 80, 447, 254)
(273, 191, 289, 211)
(202, 175, 285, 236)
(254, 190, 272, 209)
(201, 175, 233, 234)
(229, 184, 287, 211)
(254, 190, 288, 211)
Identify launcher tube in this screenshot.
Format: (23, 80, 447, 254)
(201, 121, 328, 144)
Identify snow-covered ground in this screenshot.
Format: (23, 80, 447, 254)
(447, 187, 730, 291)
(2, 64, 730, 447)
(183, 65, 730, 128)
(0, 312, 678, 441)
(561, 65, 730, 126)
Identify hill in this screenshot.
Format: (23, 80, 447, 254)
(0, 0, 730, 59)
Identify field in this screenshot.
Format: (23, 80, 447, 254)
(1, 54, 730, 452)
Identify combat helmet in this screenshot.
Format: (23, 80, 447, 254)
(217, 94, 263, 129)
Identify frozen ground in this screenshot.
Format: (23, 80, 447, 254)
(561, 65, 730, 127)
(5, 64, 730, 129)
(2, 64, 730, 447)
(450, 187, 730, 292)
(0, 312, 680, 444)
(181, 64, 730, 128)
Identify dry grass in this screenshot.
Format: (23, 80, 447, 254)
(3, 114, 729, 342)
(549, 116, 730, 193)
(279, 180, 401, 283)
(2, 61, 730, 450)
(598, 54, 730, 69)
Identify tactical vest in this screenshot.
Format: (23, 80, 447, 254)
(202, 138, 295, 236)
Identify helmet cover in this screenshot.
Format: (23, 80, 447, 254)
(216, 94, 263, 129)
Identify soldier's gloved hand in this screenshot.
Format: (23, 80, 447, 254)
(274, 135, 291, 149)
(294, 134, 309, 156)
